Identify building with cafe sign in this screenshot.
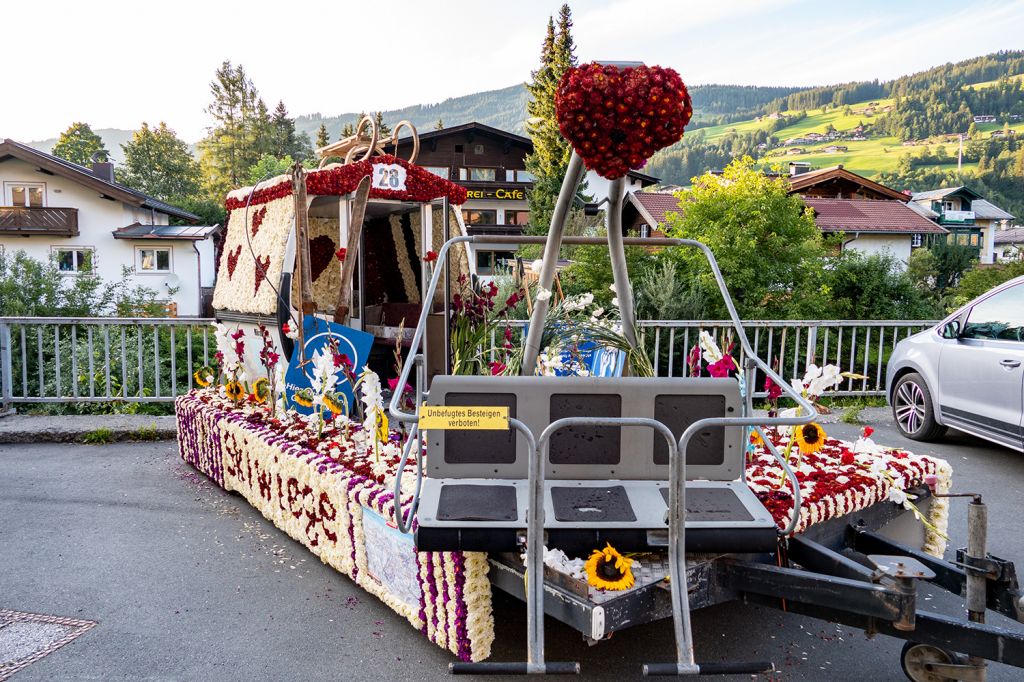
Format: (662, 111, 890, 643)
(386, 122, 658, 275)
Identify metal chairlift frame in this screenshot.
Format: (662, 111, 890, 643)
(387, 152, 1024, 679)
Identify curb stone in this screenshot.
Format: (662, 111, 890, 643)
(0, 415, 178, 444)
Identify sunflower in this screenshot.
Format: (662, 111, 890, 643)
(225, 380, 245, 402)
(251, 377, 270, 404)
(584, 543, 635, 591)
(193, 366, 215, 388)
(323, 392, 347, 415)
(292, 390, 314, 408)
(376, 412, 390, 442)
(793, 422, 827, 455)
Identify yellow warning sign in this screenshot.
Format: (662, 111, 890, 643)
(418, 405, 509, 430)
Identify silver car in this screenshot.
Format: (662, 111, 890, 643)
(886, 275, 1024, 451)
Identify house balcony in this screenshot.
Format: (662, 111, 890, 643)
(938, 209, 975, 226)
(0, 206, 79, 237)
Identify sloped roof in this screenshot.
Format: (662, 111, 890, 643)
(994, 227, 1024, 244)
(786, 165, 908, 201)
(0, 138, 200, 222)
(971, 198, 1015, 221)
(112, 223, 220, 240)
(803, 198, 948, 234)
(906, 201, 939, 219)
(911, 186, 982, 202)
(628, 191, 682, 226)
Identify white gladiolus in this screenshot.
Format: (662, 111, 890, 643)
(699, 330, 723, 363)
(611, 297, 619, 307)
(591, 307, 605, 318)
(579, 292, 594, 306)
(536, 287, 552, 302)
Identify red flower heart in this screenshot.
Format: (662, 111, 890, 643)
(226, 245, 242, 279)
(556, 62, 692, 179)
(308, 235, 337, 282)
(254, 255, 270, 295)
(251, 206, 267, 237)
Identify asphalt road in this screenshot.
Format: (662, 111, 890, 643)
(1, 418, 1023, 681)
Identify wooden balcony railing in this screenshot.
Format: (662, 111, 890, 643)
(0, 206, 79, 237)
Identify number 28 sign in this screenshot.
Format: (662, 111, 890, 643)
(372, 163, 407, 192)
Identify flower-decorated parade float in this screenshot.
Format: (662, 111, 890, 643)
(177, 65, 1024, 679)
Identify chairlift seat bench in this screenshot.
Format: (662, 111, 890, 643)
(414, 375, 778, 554)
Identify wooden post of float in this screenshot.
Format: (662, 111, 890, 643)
(292, 163, 314, 361)
(333, 175, 371, 324)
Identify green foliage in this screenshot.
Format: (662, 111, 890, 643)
(634, 259, 708, 321)
(247, 154, 296, 185)
(117, 122, 202, 204)
(840, 405, 864, 424)
(374, 111, 392, 137)
(560, 242, 657, 308)
(131, 425, 162, 441)
(949, 259, 1024, 309)
(826, 250, 941, 319)
(82, 428, 114, 445)
(928, 239, 977, 293)
(0, 250, 167, 317)
(173, 196, 226, 227)
(524, 6, 578, 233)
(197, 61, 275, 196)
(52, 122, 108, 166)
(662, 157, 829, 318)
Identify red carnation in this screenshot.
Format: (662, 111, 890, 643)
(335, 247, 347, 261)
(862, 426, 874, 438)
(424, 250, 438, 263)
(840, 450, 855, 466)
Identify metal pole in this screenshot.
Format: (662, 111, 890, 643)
(606, 177, 637, 348)
(967, 499, 989, 681)
(521, 152, 586, 375)
(442, 199, 451, 375)
(0, 323, 12, 412)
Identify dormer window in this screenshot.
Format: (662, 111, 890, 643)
(5, 182, 45, 207)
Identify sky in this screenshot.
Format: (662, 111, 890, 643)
(4, 0, 1024, 143)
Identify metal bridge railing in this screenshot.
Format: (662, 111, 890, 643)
(487, 319, 940, 398)
(0, 317, 216, 405)
(1, 317, 939, 406)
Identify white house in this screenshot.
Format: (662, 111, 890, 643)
(0, 139, 218, 315)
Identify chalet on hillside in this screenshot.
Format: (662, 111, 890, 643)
(908, 187, 1015, 264)
(783, 164, 949, 263)
(785, 164, 908, 201)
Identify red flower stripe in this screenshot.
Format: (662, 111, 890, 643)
(224, 154, 467, 211)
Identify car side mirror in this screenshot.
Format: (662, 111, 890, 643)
(941, 320, 961, 339)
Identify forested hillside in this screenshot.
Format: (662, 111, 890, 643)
(648, 51, 1024, 217)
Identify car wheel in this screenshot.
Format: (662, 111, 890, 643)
(892, 372, 947, 441)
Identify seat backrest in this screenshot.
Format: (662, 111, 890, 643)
(425, 375, 743, 481)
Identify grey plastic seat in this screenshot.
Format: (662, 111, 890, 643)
(415, 375, 777, 553)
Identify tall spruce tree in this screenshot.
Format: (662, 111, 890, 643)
(524, 6, 578, 234)
(315, 123, 330, 148)
(52, 122, 108, 167)
(197, 61, 274, 196)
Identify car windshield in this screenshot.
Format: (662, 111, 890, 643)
(962, 283, 1024, 342)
